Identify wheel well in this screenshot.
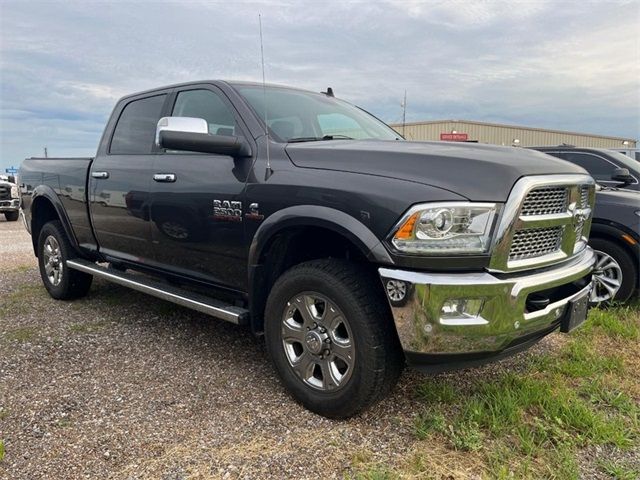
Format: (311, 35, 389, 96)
(250, 226, 376, 334)
(31, 197, 60, 256)
(590, 229, 639, 265)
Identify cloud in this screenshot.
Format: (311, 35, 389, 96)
(0, 0, 638, 168)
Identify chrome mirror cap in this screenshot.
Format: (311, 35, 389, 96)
(155, 117, 208, 147)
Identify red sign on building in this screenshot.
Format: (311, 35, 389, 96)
(440, 133, 468, 141)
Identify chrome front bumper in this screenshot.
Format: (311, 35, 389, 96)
(380, 248, 595, 360)
(0, 199, 19, 211)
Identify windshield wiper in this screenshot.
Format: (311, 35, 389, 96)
(288, 134, 354, 143)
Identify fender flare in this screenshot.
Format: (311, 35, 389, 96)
(30, 185, 80, 254)
(248, 204, 392, 268)
(590, 220, 640, 261)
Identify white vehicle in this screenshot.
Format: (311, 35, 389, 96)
(0, 174, 20, 221)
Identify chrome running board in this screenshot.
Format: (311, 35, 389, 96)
(66, 259, 249, 325)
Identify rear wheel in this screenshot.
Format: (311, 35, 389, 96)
(4, 211, 19, 221)
(37, 220, 93, 300)
(589, 238, 637, 304)
(265, 259, 404, 418)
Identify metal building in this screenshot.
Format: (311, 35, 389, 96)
(391, 119, 637, 149)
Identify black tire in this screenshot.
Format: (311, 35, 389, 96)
(589, 238, 637, 304)
(265, 259, 404, 419)
(37, 220, 93, 300)
(4, 211, 19, 221)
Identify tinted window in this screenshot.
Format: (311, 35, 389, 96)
(172, 89, 237, 136)
(559, 152, 615, 180)
(237, 86, 400, 142)
(317, 113, 369, 139)
(110, 95, 166, 154)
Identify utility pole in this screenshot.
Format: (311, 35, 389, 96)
(44, 147, 48, 158)
(401, 90, 407, 137)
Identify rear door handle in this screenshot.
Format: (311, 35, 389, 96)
(91, 171, 109, 179)
(153, 173, 176, 182)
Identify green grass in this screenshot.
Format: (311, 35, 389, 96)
(68, 321, 109, 334)
(598, 459, 640, 480)
(0, 283, 47, 319)
(0, 439, 4, 462)
(4, 326, 38, 343)
(353, 303, 640, 479)
(578, 302, 640, 340)
(416, 379, 456, 404)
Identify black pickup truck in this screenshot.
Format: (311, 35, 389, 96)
(20, 81, 596, 418)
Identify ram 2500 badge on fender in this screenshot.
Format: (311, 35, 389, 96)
(20, 81, 596, 418)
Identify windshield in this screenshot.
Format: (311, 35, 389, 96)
(235, 85, 401, 142)
(598, 149, 640, 173)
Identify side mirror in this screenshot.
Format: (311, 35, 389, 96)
(155, 117, 251, 157)
(611, 167, 634, 185)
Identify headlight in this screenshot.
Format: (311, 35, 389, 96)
(390, 202, 498, 255)
(10, 186, 19, 198)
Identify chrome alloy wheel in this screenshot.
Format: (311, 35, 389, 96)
(43, 235, 63, 286)
(281, 292, 355, 391)
(386, 280, 407, 302)
(590, 249, 623, 303)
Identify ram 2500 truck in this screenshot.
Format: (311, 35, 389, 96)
(0, 175, 20, 221)
(20, 81, 596, 418)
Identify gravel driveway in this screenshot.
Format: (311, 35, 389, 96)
(0, 217, 613, 479)
(0, 217, 425, 479)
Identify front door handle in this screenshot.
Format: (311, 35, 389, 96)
(91, 171, 109, 179)
(153, 173, 176, 183)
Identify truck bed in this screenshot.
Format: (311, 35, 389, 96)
(20, 157, 95, 249)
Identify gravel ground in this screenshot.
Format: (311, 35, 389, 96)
(0, 217, 634, 479)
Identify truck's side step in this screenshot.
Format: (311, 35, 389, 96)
(66, 259, 249, 325)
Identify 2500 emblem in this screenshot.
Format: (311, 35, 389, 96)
(213, 200, 242, 222)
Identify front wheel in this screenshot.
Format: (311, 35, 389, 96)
(4, 211, 19, 221)
(265, 259, 404, 419)
(37, 220, 93, 300)
(589, 238, 637, 304)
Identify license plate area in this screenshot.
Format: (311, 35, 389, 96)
(560, 290, 589, 333)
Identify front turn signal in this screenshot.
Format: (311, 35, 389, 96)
(394, 212, 419, 240)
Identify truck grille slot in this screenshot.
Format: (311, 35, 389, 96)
(520, 186, 568, 216)
(574, 185, 591, 241)
(0, 186, 10, 200)
(509, 226, 564, 261)
(579, 185, 589, 207)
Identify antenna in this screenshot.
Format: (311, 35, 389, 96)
(401, 90, 407, 137)
(259, 14, 272, 180)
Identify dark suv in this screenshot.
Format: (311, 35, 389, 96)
(533, 146, 640, 304)
(534, 146, 639, 191)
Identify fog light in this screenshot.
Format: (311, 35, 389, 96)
(440, 298, 486, 325)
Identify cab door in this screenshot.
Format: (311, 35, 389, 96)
(149, 86, 253, 290)
(89, 92, 170, 264)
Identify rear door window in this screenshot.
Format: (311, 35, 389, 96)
(110, 94, 167, 154)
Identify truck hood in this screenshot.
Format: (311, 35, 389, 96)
(285, 140, 587, 201)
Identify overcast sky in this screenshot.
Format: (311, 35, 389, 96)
(1, 0, 639, 170)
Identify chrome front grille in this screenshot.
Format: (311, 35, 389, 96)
(0, 186, 10, 200)
(489, 174, 596, 272)
(520, 186, 568, 216)
(509, 226, 564, 261)
(574, 185, 591, 243)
